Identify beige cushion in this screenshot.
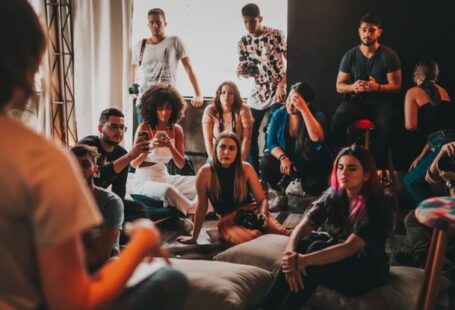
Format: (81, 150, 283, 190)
(213, 236, 450, 309)
(171, 258, 273, 310)
(213, 234, 289, 273)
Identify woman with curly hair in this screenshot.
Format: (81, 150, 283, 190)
(261, 146, 389, 309)
(131, 84, 196, 215)
(202, 81, 253, 161)
(177, 132, 289, 246)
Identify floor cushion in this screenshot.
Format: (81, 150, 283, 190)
(213, 234, 289, 274)
(213, 234, 449, 309)
(171, 258, 274, 310)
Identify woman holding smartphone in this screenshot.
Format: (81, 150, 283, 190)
(131, 84, 196, 215)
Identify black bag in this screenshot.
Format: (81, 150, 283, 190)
(234, 209, 265, 230)
(167, 155, 195, 176)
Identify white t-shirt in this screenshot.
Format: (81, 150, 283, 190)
(0, 116, 102, 310)
(132, 36, 187, 93)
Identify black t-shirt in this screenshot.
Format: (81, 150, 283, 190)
(339, 44, 401, 105)
(306, 188, 389, 272)
(79, 135, 128, 200)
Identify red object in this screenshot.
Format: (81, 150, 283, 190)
(351, 119, 376, 130)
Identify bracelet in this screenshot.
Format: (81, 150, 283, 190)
(279, 154, 288, 161)
(378, 84, 381, 92)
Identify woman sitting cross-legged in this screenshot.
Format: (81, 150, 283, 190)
(260, 82, 331, 211)
(260, 145, 390, 310)
(177, 132, 289, 246)
(131, 84, 196, 216)
(202, 80, 253, 161)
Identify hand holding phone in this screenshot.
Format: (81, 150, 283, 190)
(138, 131, 149, 140)
(155, 130, 167, 141)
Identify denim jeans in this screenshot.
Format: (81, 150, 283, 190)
(403, 129, 455, 205)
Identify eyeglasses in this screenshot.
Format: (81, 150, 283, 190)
(106, 123, 127, 132)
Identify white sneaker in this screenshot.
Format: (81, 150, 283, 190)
(285, 179, 306, 197)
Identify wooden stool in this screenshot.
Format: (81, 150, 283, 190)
(415, 196, 455, 310)
(347, 119, 375, 149)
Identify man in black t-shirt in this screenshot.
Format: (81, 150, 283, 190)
(79, 108, 150, 227)
(331, 13, 402, 167)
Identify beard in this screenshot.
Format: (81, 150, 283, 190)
(361, 37, 377, 46)
(101, 132, 120, 146)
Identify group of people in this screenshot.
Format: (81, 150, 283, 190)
(1, 1, 455, 309)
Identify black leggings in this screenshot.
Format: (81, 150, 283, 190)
(261, 238, 389, 310)
(330, 101, 398, 167)
(260, 153, 330, 196)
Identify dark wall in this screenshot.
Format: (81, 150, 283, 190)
(287, 0, 454, 168)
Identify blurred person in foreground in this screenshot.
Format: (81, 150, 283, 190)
(0, 1, 188, 309)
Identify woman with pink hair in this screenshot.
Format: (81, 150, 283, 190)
(261, 145, 390, 309)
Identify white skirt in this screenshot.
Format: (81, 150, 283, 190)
(133, 163, 196, 215)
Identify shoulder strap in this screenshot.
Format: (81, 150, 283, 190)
(138, 38, 147, 67)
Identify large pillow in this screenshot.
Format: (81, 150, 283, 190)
(303, 266, 449, 310)
(171, 258, 273, 310)
(213, 234, 289, 274)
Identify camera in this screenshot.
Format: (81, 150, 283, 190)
(128, 83, 140, 95)
(438, 156, 455, 172)
(240, 61, 259, 77)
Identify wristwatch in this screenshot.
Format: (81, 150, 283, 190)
(446, 180, 455, 189)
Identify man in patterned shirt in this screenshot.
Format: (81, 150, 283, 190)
(237, 3, 287, 173)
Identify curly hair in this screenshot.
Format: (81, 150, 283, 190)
(139, 84, 186, 128)
(211, 81, 243, 133)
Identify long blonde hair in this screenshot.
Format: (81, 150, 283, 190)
(210, 132, 247, 205)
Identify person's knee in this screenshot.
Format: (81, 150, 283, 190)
(163, 184, 179, 198)
(260, 154, 276, 174)
(404, 210, 418, 227)
(162, 268, 188, 293)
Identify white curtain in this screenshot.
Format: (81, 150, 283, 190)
(73, 0, 134, 147)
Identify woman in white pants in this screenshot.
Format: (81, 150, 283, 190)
(132, 84, 196, 215)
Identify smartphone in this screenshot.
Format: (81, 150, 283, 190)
(358, 73, 369, 81)
(155, 130, 167, 141)
(138, 131, 148, 140)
